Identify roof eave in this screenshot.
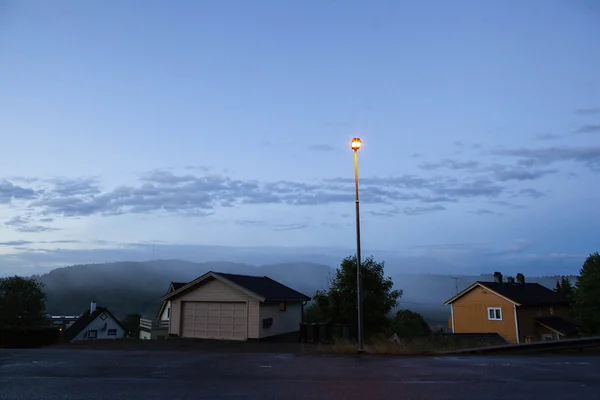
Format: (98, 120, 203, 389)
(444, 282, 522, 306)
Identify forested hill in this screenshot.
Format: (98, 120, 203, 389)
(30, 260, 577, 324)
(33, 260, 334, 318)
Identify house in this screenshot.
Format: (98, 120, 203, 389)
(63, 301, 128, 342)
(158, 271, 311, 341)
(444, 272, 579, 344)
(46, 314, 81, 331)
(139, 281, 186, 340)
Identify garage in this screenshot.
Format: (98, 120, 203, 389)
(181, 301, 247, 340)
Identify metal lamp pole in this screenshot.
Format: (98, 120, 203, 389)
(351, 137, 364, 352)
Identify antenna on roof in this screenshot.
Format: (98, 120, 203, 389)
(451, 277, 459, 295)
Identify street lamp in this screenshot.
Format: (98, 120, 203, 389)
(351, 137, 364, 353)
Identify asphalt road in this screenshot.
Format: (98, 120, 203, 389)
(1, 349, 599, 399)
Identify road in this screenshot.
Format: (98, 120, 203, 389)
(0, 349, 598, 399)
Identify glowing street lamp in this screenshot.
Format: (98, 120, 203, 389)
(351, 137, 364, 353)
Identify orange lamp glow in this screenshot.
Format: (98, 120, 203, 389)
(351, 137, 362, 150)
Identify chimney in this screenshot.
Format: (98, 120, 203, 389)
(516, 273, 525, 284)
(90, 301, 97, 314)
(507, 276, 515, 284)
(493, 272, 503, 284)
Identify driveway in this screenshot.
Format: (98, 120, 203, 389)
(1, 348, 598, 399)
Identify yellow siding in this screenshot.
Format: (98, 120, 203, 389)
(452, 285, 518, 343)
(258, 302, 303, 338)
(168, 277, 261, 339)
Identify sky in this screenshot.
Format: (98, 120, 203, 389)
(0, 0, 599, 277)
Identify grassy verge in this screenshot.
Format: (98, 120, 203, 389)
(314, 336, 500, 355)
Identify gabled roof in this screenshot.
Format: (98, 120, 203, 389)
(156, 282, 188, 318)
(535, 316, 580, 336)
(62, 306, 128, 342)
(161, 271, 311, 302)
(445, 281, 570, 306)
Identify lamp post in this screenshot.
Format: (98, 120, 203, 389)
(351, 137, 364, 353)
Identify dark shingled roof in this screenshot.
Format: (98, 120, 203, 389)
(172, 282, 187, 291)
(535, 316, 580, 336)
(214, 272, 310, 302)
(62, 306, 127, 342)
(478, 281, 570, 306)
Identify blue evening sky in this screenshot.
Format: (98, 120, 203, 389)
(0, 0, 598, 276)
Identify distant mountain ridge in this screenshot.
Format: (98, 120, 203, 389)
(31, 259, 577, 326)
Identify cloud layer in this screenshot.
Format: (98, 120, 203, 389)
(0, 142, 598, 230)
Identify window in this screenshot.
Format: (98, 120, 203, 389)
(107, 329, 117, 336)
(488, 307, 502, 320)
(167, 307, 170, 318)
(99, 313, 107, 320)
(279, 302, 287, 312)
(87, 330, 98, 339)
(549, 307, 554, 315)
(536, 307, 541, 316)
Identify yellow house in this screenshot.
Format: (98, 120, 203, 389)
(444, 272, 579, 344)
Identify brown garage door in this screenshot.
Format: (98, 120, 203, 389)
(181, 301, 247, 340)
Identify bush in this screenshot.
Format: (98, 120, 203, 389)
(0, 327, 61, 348)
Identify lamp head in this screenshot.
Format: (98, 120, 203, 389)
(351, 137, 362, 151)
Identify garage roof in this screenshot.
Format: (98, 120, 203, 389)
(216, 272, 311, 302)
(161, 271, 311, 302)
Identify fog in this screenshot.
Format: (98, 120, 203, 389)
(21, 251, 579, 327)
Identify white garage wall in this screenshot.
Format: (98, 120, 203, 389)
(168, 278, 261, 338)
(259, 301, 303, 338)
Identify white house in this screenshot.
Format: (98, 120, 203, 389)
(63, 301, 128, 342)
(158, 271, 310, 341)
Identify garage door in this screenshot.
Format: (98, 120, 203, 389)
(181, 302, 247, 340)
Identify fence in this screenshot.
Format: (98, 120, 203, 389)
(298, 323, 354, 343)
(139, 318, 169, 339)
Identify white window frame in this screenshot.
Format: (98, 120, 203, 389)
(488, 307, 502, 320)
(87, 329, 98, 339)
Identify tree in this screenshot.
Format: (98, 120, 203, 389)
(0, 276, 47, 330)
(555, 276, 575, 302)
(574, 252, 600, 334)
(312, 255, 402, 337)
(389, 309, 431, 338)
(120, 313, 141, 338)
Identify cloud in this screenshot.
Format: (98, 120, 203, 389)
(574, 124, 600, 134)
(469, 209, 502, 216)
(533, 133, 561, 141)
(516, 188, 546, 199)
(236, 219, 307, 231)
(0, 240, 33, 246)
(419, 159, 481, 171)
(575, 107, 600, 116)
(492, 146, 600, 169)
(368, 208, 400, 218)
(4, 139, 594, 224)
(23, 170, 506, 219)
(403, 205, 446, 216)
(418, 159, 558, 181)
(0, 179, 38, 203)
(272, 224, 307, 231)
(308, 144, 335, 152)
(4, 215, 59, 233)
